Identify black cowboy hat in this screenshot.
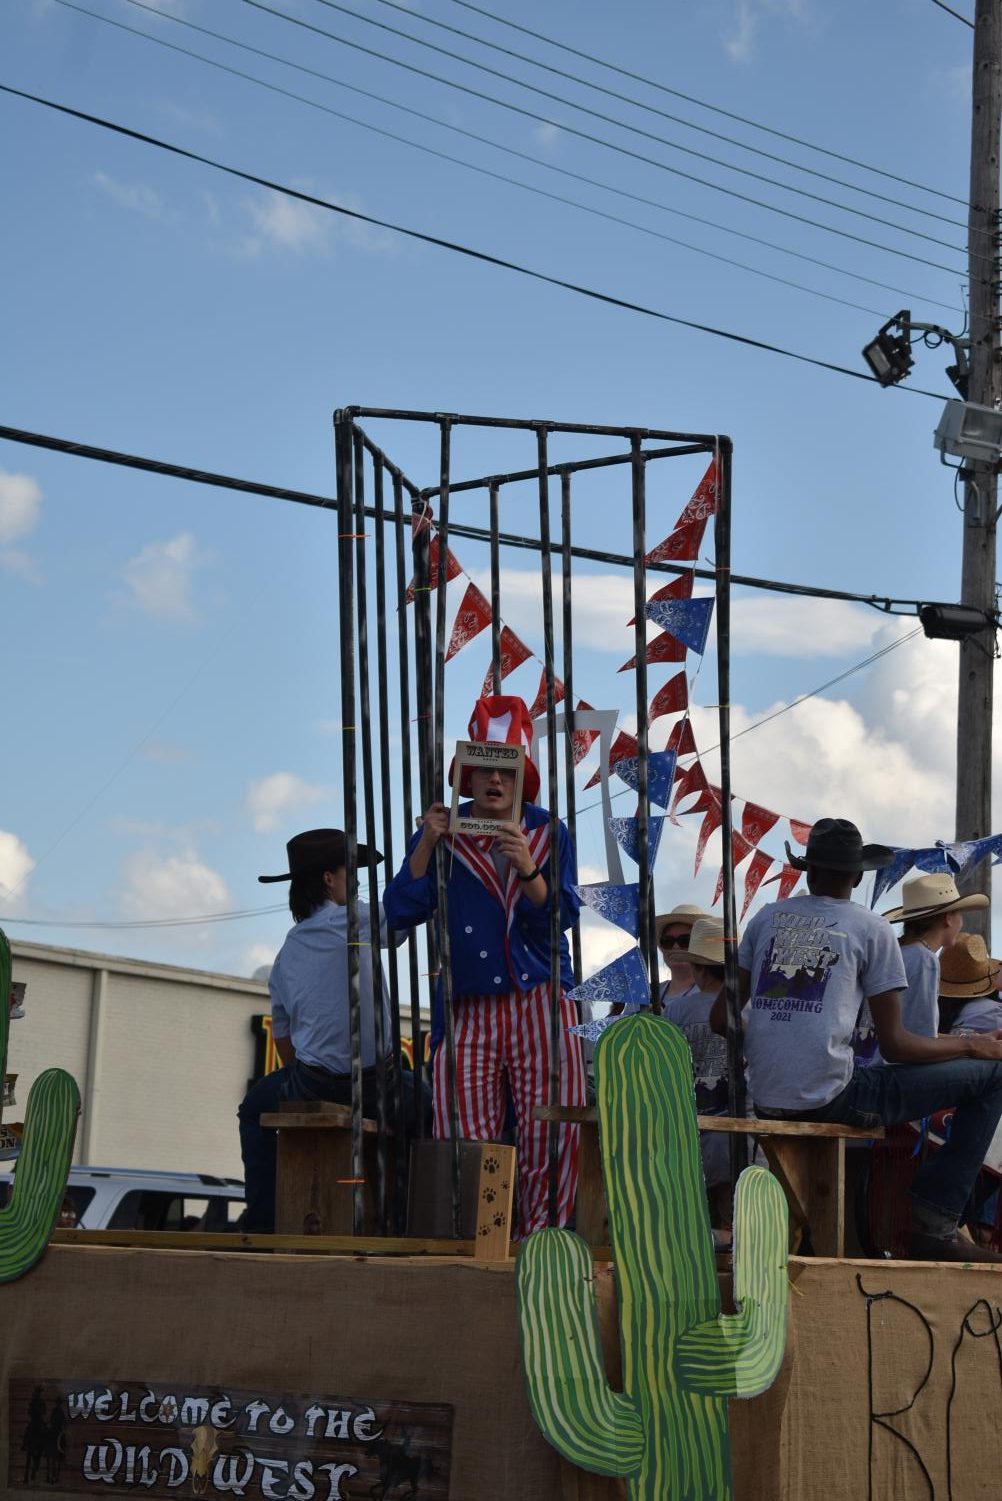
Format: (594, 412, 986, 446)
(258, 828, 383, 883)
(784, 817, 894, 873)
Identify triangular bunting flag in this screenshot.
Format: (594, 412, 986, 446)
(788, 819, 812, 846)
(526, 668, 566, 722)
(670, 759, 709, 816)
(644, 597, 714, 657)
(674, 457, 719, 528)
(644, 517, 708, 567)
(576, 882, 641, 938)
(566, 947, 651, 1008)
(694, 802, 723, 876)
(666, 716, 698, 757)
(913, 846, 953, 875)
(741, 849, 774, 919)
(445, 582, 492, 662)
(609, 814, 666, 870)
(614, 750, 677, 811)
(741, 801, 780, 848)
(617, 631, 686, 674)
(627, 569, 693, 625)
(869, 847, 916, 909)
(937, 837, 993, 874)
(763, 863, 803, 900)
(584, 730, 638, 790)
(405, 535, 462, 603)
(568, 700, 601, 765)
(965, 833, 1002, 868)
(480, 625, 532, 695)
(648, 671, 689, 726)
(712, 832, 755, 904)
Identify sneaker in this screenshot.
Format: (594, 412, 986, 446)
(908, 1229, 1002, 1264)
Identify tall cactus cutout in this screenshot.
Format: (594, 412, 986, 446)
(517, 1013, 788, 1500)
(0, 929, 79, 1281)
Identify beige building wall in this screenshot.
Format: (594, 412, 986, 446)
(6, 941, 269, 1181)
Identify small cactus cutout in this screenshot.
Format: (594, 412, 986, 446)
(0, 929, 80, 1281)
(516, 1013, 788, 1500)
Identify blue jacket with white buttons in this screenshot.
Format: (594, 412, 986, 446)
(382, 802, 580, 1047)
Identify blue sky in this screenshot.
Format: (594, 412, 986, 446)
(0, 0, 992, 978)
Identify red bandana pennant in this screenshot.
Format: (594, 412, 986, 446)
(627, 569, 693, 625)
(526, 669, 566, 722)
(405, 535, 463, 604)
(584, 730, 638, 789)
(570, 699, 601, 765)
(480, 626, 532, 695)
(648, 671, 689, 726)
(712, 831, 755, 906)
(763, 863, 803, 900)
(789, 819, 812, 846)
(445, 582, 492, 662)
(644, 518, 707, 568)
(694, 801, 723, 876)
(670, 759, 709, 816)
(617, 631, 686, 674)
(674, 457, 719, 529)
(741, 849, 774, 919)
(741, 801, 780, 848)
(666, 716, 697, 757)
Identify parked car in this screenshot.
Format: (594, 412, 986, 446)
(0, 1165, 245, 1232)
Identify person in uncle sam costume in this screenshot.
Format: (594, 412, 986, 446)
(382, 694, 586, 1236)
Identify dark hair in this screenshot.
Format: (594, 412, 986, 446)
(690, 960, 725, 985)
(289, 871, 330, 924)
(902, 913, 949, 941)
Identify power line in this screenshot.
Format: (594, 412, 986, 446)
(0, 423, 952, 617)
(446, 0, 969, 207)
(0, 83, 956, 391)
(241, 0, 975, 274)
(360, 0, 970, 234)
(69, 0, 962, 316)
(929, 0, 974, 25)
(0, 905, 288, 931)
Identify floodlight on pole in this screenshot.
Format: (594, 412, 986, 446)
(862, 311, 970, 397)
(933, 400, 1002, 467)
(919, 602, 999, 642)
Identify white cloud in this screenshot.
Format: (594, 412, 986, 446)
(94, 171, 170, 223)
(246, 772, 331, 833)
(120, 531, 205, 623)
(245, 943, 277, 979)
(236, 184, 396, 259)
(121, 851, 230, 924)
(0, 832, 34, 902)
(534, 122, 562, 151)
(722, 0, 810, 62)
(0, 470, 41, 544)
(730, 596, 879, 657)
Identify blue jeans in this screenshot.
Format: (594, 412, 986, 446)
(238, 1062, 423, 1232)
(767, 1057, 1002, 1225)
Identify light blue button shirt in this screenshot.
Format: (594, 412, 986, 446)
(269, 900, 392, 1073)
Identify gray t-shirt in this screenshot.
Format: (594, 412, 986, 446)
(951, 996, 1002, 1035)
(739, 893, 906, 1110)
(864, 941, 940, 1067)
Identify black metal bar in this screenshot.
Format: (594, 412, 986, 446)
(432, 420, 462, 1240)
(716, 440, 749, 1189)
(536, 428, 564, 1229)
(489, 482, 502, 694)
(393, 474, 425, 1143)
(629, 434, 659, 1013)
(353, 431, 388, 1236)
(333, 411, 366, 1236)
(420, 443, 710, 498)
(560, 472, 583, 989)
(411, 489, 441, 1170)
(345, 405, 718, 442)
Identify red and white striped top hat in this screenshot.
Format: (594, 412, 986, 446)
(449, 694, 541, 803)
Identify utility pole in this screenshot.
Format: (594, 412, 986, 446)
(956, 0, 1001, 941)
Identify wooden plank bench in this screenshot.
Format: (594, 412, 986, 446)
(261, 1103, 516, 1257)
(534, 1105, 884, 1257)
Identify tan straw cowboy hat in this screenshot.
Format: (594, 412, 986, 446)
(655, 903, 709, 939)
(938, 933, 1002, 999)
(882, 873, 990, 923)
(686, 917, 730, 967)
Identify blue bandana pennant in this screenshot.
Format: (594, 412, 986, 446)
(566, 947, 652, 1008)
(614, 750, 677, 810)
(576, 882, 641, 937)
(644, 596, 714, 656)
(609, 814, 666, 870)
(869, 847, 916, 908)
(913, 846, 954, 875)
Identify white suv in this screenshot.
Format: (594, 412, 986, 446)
(0, 1165, 245, 1232)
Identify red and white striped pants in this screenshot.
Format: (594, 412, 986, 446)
(432, 985, 586, 1237)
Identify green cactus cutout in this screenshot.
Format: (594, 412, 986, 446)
(517, 1012, 788, 1500)
(0, 928, 80, 1281)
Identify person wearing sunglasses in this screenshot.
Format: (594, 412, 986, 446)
(656, 903, 709, 1004)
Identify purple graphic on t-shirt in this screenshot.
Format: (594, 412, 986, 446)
(752, 912, 841, 1015)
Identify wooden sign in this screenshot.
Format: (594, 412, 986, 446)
(10, 1380, 453, 1499)
(449, 740, 525, 834)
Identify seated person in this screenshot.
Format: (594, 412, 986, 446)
(942, 932, 1002, 1035)
(711, 816, 1002, 1262)
(663, 916, 734, 1240)
(657, 903, 709, 1004)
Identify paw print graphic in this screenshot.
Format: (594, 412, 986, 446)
(478, 1224, 491, 1238)
(483, 1154, 500, 1174)
(492, 1212, 506, 1229)
(483, 1186, 496, 1204)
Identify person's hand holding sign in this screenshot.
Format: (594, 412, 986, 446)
(494, 821, 547, 906)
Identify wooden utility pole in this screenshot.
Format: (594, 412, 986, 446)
(955, 0, 1002, 940)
